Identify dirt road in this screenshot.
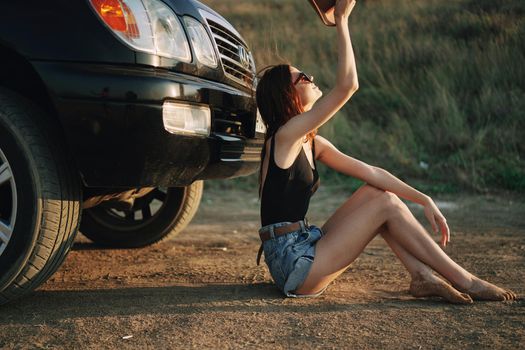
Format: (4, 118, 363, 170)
(1, 186, 524, 349)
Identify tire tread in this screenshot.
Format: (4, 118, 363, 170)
(0, 88, 81, 305)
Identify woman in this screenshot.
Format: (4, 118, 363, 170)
(255, 0, 517, 302)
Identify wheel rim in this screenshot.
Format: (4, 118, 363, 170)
(0, 148, 17, 256)
(87, 187, 183, 231)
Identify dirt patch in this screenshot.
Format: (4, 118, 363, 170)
(1, 186, 524, 349)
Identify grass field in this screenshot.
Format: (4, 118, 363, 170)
(202, 0, 525, 193)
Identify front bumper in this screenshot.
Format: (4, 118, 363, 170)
(34, 61, 264, 187)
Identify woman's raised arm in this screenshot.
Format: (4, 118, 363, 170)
(279, 0, 359, 142)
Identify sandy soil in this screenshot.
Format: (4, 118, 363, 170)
(0, 185, 524, 349)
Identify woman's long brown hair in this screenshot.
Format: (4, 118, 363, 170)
(256, 64, 317, 197)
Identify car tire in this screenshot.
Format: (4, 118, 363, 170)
(0, 88, 81, 305)
(80, 181, 203, 248)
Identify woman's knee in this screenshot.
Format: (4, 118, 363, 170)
(354, 185, 408, 218)
(358, 184, 385, 199)
(374, 191, 407, 216)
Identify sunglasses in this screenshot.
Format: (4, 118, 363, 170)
(293, 72, 314, 85)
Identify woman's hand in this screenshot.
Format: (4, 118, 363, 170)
(423, 197, 450, 248)
(335, 0, 357, 23)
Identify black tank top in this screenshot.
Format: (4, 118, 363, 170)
(260, 134, 320, 226)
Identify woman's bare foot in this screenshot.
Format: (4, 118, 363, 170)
(409, 273, 473, 304)
(459, 277, 518, 301)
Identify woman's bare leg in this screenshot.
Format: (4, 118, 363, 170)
(376, 195, 516, 301)
(300, 185, 472, 302)
(318, 185, 434, 279)
(380, 232, 473, 303)
(295, 185, 517, 301)
(295, 187, 473, 292)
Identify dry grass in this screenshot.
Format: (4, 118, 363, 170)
(202, 0, 525, 193)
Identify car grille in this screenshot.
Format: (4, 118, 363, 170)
(206, 19, 255, 90)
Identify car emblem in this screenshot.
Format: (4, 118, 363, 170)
(237, 45, 250, 69)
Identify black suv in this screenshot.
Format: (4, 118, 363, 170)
(0, 0, 265, 304)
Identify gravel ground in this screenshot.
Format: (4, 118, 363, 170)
(0, 186, 523, 349)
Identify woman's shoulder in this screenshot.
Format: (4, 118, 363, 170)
(314, 134, 329, 143)
(314, 134, 336, 148)
(313, 135, 338, 159)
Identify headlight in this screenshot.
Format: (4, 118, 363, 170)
(183, 17, 218, 68)
(145, 0, 191, 61)
(89, 0, 191, 62)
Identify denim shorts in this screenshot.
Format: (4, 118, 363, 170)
(259, 221, 326, 298)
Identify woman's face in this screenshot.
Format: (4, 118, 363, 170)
(290, 66, 323, 110)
